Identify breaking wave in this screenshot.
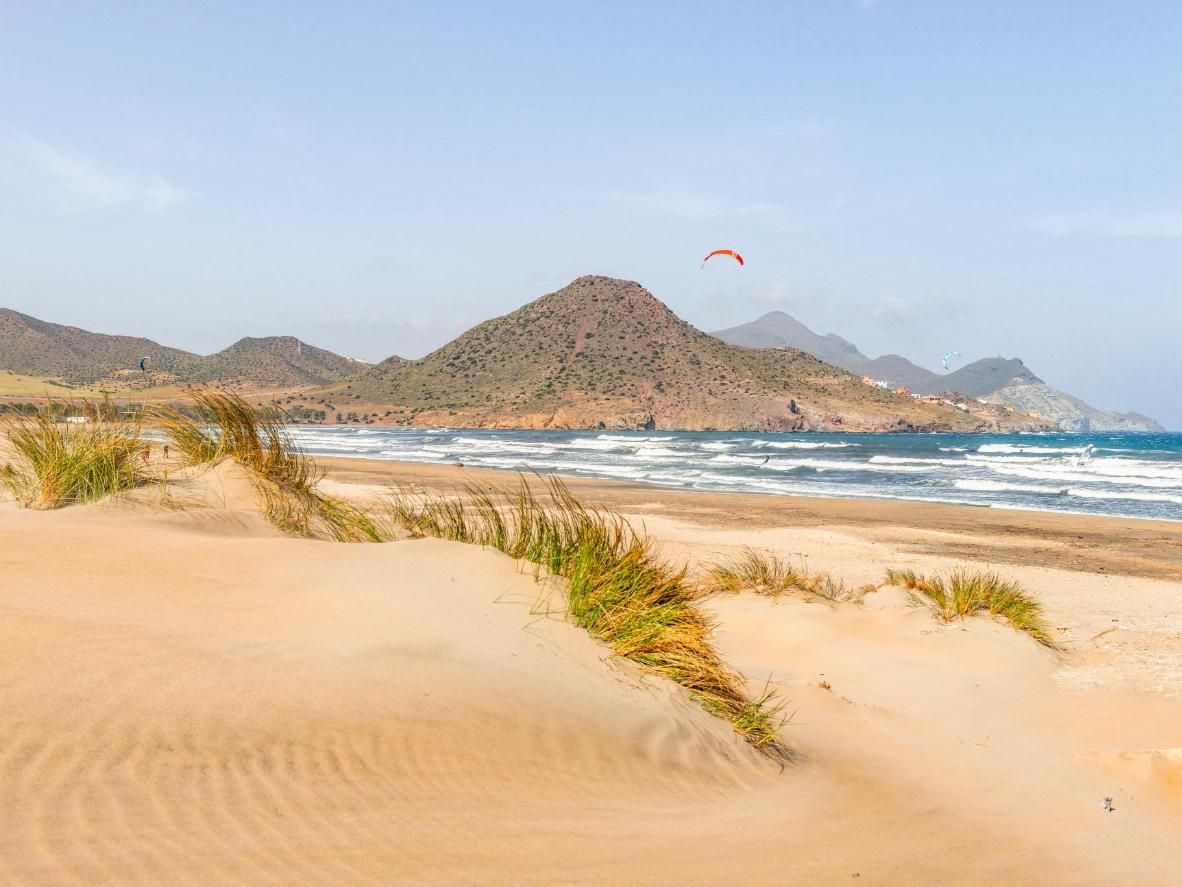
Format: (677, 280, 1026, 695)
(285, 427, 1182, 521)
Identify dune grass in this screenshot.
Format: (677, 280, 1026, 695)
(707, 549, 862, 604)
(884, 567, 1055, 646)
(150, 391, 387, 542)
(156, 396, 787, 752)
(1, 399, 152, 509)
(387, 476, 788, 758)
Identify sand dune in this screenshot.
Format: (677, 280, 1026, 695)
(2, 463, 1181, 883)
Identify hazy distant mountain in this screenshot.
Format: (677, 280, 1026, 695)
(985, 385, 1165, 433)
(192, 336, 366, 388)
(715, 312, 941, 390)
(712, 310, 1161, 432)
(0, 308, 364, 389)
(334, 276, 1041, 432)
(711, 311, 867, 367)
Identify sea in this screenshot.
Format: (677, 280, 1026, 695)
(286, 427, 1182, 522)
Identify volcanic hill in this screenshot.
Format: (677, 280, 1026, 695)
(190, 337, 365, 389)
(0, 308, 199, 382)
(329, 276, 1036, 432)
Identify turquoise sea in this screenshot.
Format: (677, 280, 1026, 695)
(286, 428, 1182, 522)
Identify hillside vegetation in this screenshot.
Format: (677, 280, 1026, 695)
(189, 337, 365, 389)
(0, 309, 364, 391)
(335, 276, 984, 431)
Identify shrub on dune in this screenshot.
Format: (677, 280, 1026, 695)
(1, 400, 151, 509)
(883, 567, 924, 591)
(150, 391, 312, 487)
(387, 476, 789, 758)
(151, 391, 387, 542)
(884, 567, 1055, 647)
(707, 549, 862, 603)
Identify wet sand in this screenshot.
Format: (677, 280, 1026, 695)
(319, 456, 1182, 581)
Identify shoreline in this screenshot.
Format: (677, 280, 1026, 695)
(3, 434, 1181, 881)
(281, 423, 1182, 525)
(317, 455, 1182, 581)
(309, 447, 1182, 525)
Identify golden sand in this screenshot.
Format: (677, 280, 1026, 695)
(1, 458, 1180, 883)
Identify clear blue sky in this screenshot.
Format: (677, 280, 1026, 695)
(2, 2, 1179, 427)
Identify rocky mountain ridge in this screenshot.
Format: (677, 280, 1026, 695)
(712, 310, 1161, 432)
(320, 276, 1049, 432)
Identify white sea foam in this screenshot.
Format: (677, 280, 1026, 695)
(628, 446, 684, 457)
(564, 438, 636, 451)
(1066, 488, 1182, 505)
(596, 434, 674, 442)
(977, 443, 1089, 455)
(283, 428, 1182, 520)
(986, 464, 1182, 489)
(954, 479, 1064, 494)
(751, 440, 852, 450)
(869, 455, 965, 467)
(708, 454, 931, 474)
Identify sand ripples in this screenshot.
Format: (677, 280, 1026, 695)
(0, 511, 766, 884)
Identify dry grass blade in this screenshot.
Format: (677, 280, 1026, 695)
(151, 391, 387, 542)
(253, 476, 390, 542)
(707, 549, 862, 604)
(385, 476, 789, 758)
(883, 567, 924, 590)
(149, 391, 314, 488)
(884, 567, 1055, 647)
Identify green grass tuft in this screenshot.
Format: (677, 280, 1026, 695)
(1, 399, 152, 509)
(707, 549, 862, 603)
(884, 567, 1055, 646)
(151, 391, 388, 542)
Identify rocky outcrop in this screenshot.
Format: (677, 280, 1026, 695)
(985, 384, 1164, 432)
(712, 310, 1161, 430)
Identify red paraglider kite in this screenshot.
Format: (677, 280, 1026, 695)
(701, 249, 744, 269)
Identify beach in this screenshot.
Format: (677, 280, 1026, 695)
(286, 427, 1182, 522)
(2, 456, 1181, 883)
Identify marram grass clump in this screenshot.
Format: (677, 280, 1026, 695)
(707, 549, 862, 603)
(1, 399, 152, 509)
(884, 567, 1055, 647)
(151, 391, 387, 542)
(387, 476, 789, 758)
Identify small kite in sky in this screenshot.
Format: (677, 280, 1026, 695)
(701, 249, 744, 268)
